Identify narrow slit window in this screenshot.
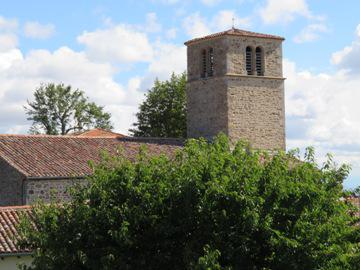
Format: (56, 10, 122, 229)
(255, 47, 264, 76)
(246, 46, 253, 75)
(201, 49, 207, 78)
(208, 48, 214, 77)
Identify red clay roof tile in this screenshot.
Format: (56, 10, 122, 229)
(0, 135, 183, 178)
(0, 205, 32, 255)
(71, 128, 125, 138)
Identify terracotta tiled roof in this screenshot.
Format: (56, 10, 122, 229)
(71, 128, 125, 138)
(0, 205, 32, 255)
(0, 135, 183, 178)
(184, 28, 284, 45)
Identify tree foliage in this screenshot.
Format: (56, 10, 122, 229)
(130, 72, 186, 138)
(19, 135, 360, 269)
(25, 83, 113, 135)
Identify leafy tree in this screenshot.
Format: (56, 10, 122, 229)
(25, 83, 113, 135)
(130, 72, 186, 138)
(19, 135, 360, 269)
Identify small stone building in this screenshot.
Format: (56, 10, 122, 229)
(0, 134, 182, 206)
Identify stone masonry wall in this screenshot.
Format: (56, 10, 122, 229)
(24, 178, 88, 204)
(226, 36, 283, 77)
(187, 37, 228, 81)
(187, 77, 228, 139)
(227, 77, 285, 150)
(0, 158, 24, 206)
(186, 34, 285, 150)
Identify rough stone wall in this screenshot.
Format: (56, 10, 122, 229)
(187, 77, 228, 139)
(24, 178, 87, 204)
(187, 37, 228, 81)
(0, 158, 24, 206)
(226, 36, 283, 77)
(186, 34, 285, 150)
(227, 76, 285, 150)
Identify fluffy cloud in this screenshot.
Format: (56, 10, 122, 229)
(0, 34, 18, 52)
(137, 42, 186, 91)
(24, 21, 55, 39)
(77, 24, 154, 63)
(331, 24, 360, 74)
(183, 10, 251, 38)
(182, 13, 210, 39)
(212, 10, 251, 31)
(282, 24, 360, 187)
(165, 28, 177, 39)
(0, 16, 18, 52)
(0, 17, 188, 135)
(144, 13, 162, 33)
(0, 16, 17, 32)
(201, 0, 222, 6)
(293, 23, 329, 43)
(0, 45, 137, 133)
(285, 58, 360, 186)
(0, 20, 152, 134)
(259, 0, 311, 24)
(154, 0, 181, 4)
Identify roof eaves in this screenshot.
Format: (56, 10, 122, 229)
(184, 29, 285, 46)
(26, 175, 88, 180)
(0, 251, 33, 257)
(0, 153, 27, 177)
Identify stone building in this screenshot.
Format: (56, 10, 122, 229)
(0, 134, 181, 206)
(185, 28, 286, 150)
(0, 28, 286, 206)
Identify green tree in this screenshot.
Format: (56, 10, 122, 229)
(130, 72, 186, 138)
(19, 135, 360, 269)
(25, 83, 113, 135)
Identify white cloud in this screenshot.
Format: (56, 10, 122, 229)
(139, 41, 186, 91)
(144, 13, 162, 33)
(357, 24, 360, 37)
(293, 23, 329, 43)
(0, 34, 18, 52)
(0, 16, 18, 51)
(0, 44, 142, 134)
(284, 58, 360, 187)
(183, 10, 251, 38)
(0, 21, 188, 136)
(0, 49, 22, 71)
(201, 0, 222, 6)
(182, 13, 210, 38)
(24, 22, 55, 39)
(212, 10, 251, 31)
(259, 0, 311, 24)
(77, 24, 154, 63)
(157, 0, 180, 4)
(148, 42, 186, 78)
(166, 28, 177, 39)
(0, 16, 17, 32)
(331, 24, 360, 74)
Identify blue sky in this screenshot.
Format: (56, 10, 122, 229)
(0, 0, 360, 188)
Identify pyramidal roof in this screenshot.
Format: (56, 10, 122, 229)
(184, 28, 284, 45)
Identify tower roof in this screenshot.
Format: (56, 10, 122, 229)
(184, 28, 285, 46)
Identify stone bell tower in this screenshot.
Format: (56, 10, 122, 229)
(185, 28, 286, 150)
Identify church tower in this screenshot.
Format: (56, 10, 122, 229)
(185, 28, 286, 150)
